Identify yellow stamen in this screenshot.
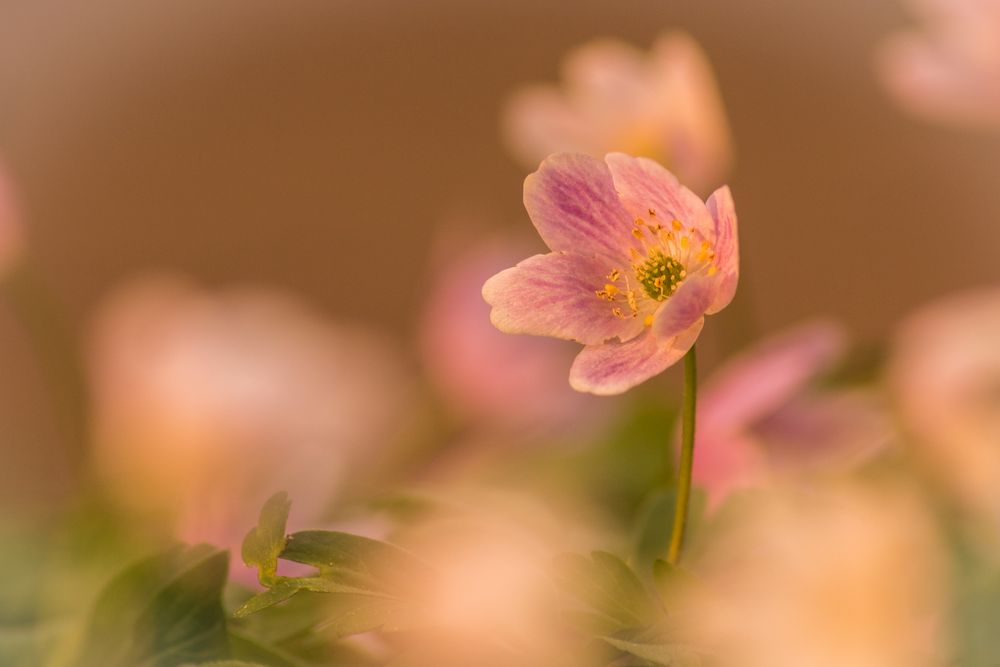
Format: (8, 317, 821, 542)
(644, 314, 654, 327)
(671, 219, 684, 231)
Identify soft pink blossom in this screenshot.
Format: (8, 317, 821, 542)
(878, 0, 1000, 127)
(88, 274, 411, 564)
(420, 233, 605, 430)
(483, 152, 738, 396)
(504, 32, 732, 194)
(889, 286, 1000, 530)
(693, 320, 891, 508)
(0, 162, 24, 277)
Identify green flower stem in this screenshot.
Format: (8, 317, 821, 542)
(667, 344, 697, 565)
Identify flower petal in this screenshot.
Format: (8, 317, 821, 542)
(483, 252, 645, 346)
(651, 272, 718, 341)
(523, 153, 638, 262)
(569, 319, 703, 395)
(604, 152, 715, 237)
(705, 185, 739, 314)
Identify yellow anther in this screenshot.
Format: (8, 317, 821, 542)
(648, 208, 657, 217)
(680, 236, 690, 249)
(626, 290, 639, 315)
(634, 218, 646, 226)
(701, 240, 712, 250)
(697, 250, 710, 262)
(612, 307, 625, 319)
(671, 219, 684, 231)
(632, 228, 645, 239)
(607, 269, 621, 281)
(708, 266, 718, 276)
(604, 283, 619, 296)
(644, 314, 654, 327)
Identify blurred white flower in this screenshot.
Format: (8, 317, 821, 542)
(88, 274, 411, 559)
(680, 479, 950, 667)
(890, 286, 1000, 531)
(503, 32, 732, 194)
(878, 0, 1000, 127)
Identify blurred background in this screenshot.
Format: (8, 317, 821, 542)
(1, 0, 998, 510)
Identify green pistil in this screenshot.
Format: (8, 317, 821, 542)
(635, 251, 685, 301)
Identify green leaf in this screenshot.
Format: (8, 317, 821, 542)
(72, 544, 231, 667)
(233, 581, 301, 618)
(553, 551, 660, 633)
(314, 594, 411, 638)
(633, 488, 707, 574)
(600, 636, 703, 666)
(241, 492, 291, 586)
(282, 530, 428, 589)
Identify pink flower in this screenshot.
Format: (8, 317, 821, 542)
(0, 161, 24, 277)
(87, 274, 411, 566)
(877, 0, 1000, 128)
(503, 32, 732, 194)
(889, 286, 1000, 530)
(420, 232, 606, 430)
(692, 320, 891, 508)
(483, 152, 738, 396)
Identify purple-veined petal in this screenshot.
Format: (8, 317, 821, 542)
(523, 153, 638, 262)
(569, 319, 703, 395)
(483, 252, 646, 346)
(651, 272, 719, 341)
(705, 185, 739, 314)
(604, 152, 715, 237)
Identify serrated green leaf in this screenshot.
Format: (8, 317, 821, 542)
(72, 544, 230, 667)
(233, 581, 301, 619)
(241, 493, 291, 586)
(282, 530, 428, 590)
(314, 594, 411, 638)
(600, 636, 703, 666)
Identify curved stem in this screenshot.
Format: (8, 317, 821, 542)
(667, 344, 697, 565)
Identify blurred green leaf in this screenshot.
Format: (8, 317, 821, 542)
(241, 492, 291, 586)
(72, 544, 230, 667)
(600, 636, 703, 666)
(554, 551, 660, 634)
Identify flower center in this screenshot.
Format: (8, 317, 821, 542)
(594, 209, 719, 324)
(635, 251, 685, 301)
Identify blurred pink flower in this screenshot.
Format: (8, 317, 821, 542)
(503, 32, 732, 194)
(88, 274, 411, 564)
(483, 152, 738, 396)
(0, 161, 24, 277)
(693, 320, 890, 507)
(420, 232, 604, 430)
(890, 286, 1000, 530)
(878, 0, 1000, 127)
(680, 480, 950, 667)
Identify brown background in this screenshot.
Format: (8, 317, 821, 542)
(1, 0, 998, 507)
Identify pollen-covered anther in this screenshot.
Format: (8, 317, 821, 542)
(671, 219, 684, 231)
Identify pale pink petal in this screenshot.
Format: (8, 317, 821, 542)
(693, 431, 765, 511)
(604, 152, 715, 236)
(502, 87, 600, 168)
(651, 272, 719, 341)
(483, 252, 645, 345)
(523, 153, 638, 262)
(569, 319, 703, 395)
(0, 163, 24, 276)
(649, 32, 733, 194)
(697, 319, 847, 437)
(705, 185, 739, 314)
